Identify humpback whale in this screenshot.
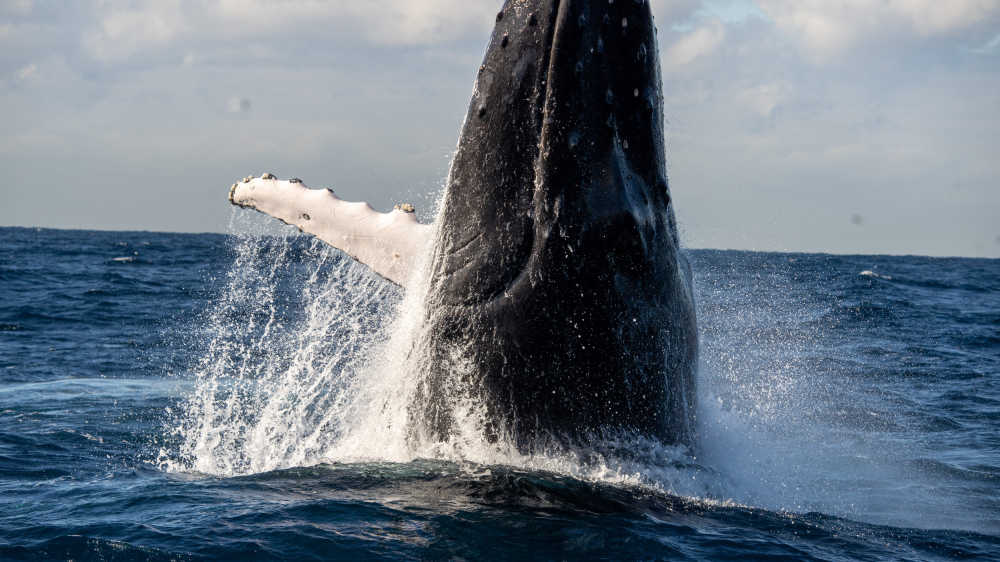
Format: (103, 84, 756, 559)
(229, 0, 698, 450)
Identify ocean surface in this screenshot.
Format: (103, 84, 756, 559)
(1, 222, 998, 560)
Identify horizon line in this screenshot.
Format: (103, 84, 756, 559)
(3, 224, 996, 261)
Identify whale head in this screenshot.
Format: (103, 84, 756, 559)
(431, 0, 680, 305)
(421, 0, 698, 447)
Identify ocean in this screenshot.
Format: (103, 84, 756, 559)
(1, 221, 998, 560)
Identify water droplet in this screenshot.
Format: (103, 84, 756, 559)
(633, 88, 639, 97)
(529, 12, 538, 26)
(478, 105, 487, 118)
(501, 34, 509, 48)
(622, 17, 628, 28)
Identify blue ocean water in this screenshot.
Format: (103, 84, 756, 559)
(1, 223, 998, 560)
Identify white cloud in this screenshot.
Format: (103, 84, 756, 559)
(83, 2, 188, 62)
(891, 0, 999, 35)
(757, 0, 1000, 59)
(351, 0, 495, 45)
(79, 0, 496, 62)
(664, 19, 726, 67)
(651, 0, 704, 25)
(737, 81, 791, 117)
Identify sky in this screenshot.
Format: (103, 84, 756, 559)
(2, 0, 998, 257)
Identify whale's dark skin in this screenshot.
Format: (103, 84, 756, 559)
(413, 0, 698, 449)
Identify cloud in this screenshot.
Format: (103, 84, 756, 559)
(651, 0, 704, 25)
(756, 0, 1000, 59)
(78, 0, 496, 63)
(664, 19, 726, 67)
(737, 81, 792, 118)
(891, 0, 999, 35)
(83, 2, 187, 62)
(656, 1, 1000, 256)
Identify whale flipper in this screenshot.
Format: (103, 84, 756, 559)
(229, 176, 432, 286)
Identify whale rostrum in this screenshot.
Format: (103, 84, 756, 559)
(228, 0, 698, 450)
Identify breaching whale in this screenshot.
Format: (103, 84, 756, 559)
(229, 0, 698, 450)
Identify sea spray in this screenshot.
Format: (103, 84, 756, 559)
(163, 212, 400, 475)
(162, 209, 715, 499)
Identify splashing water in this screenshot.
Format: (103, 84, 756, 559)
(162, 208, 715, 498)
(162, 212, 401, 475)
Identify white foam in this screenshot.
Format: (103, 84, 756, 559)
(859, 270, 892, 280)
(162, 210, 400, 475)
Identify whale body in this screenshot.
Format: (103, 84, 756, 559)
(229, 0, 698, 450)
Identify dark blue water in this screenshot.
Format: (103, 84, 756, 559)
(1, 224, 998, 560)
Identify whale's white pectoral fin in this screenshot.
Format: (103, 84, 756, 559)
(229, 175, 432, 286)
